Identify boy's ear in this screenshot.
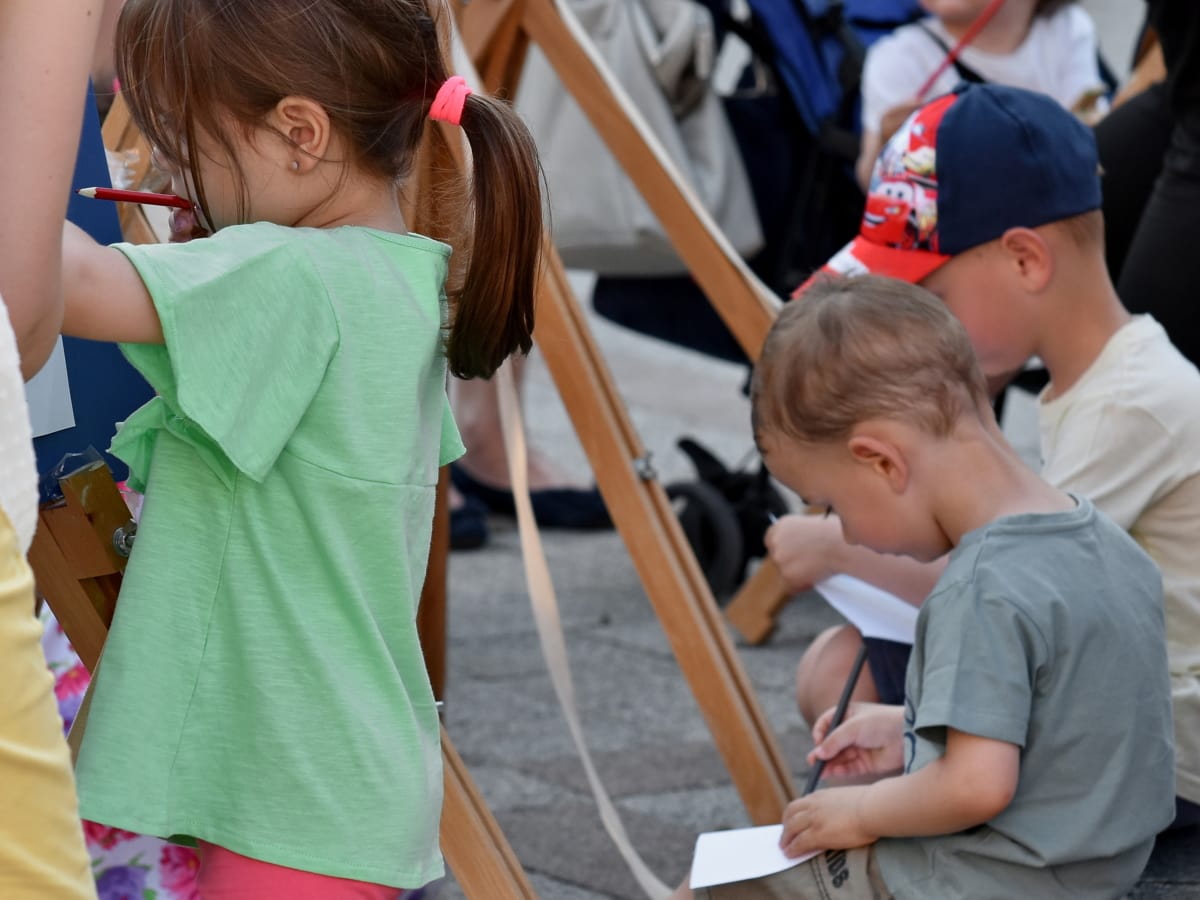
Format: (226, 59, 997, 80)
(997, 227, 1053, 291)
(846, 434, 908, 494)
(270, 96, 331, 173)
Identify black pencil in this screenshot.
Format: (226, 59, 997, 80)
(802, 641, 869, 795)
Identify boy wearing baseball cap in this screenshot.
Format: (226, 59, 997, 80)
(769, 83, 1200, 832)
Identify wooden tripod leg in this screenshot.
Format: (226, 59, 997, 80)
(533, 246, 794, 823)
(441, 726, 538, 898)
(724, 560, 791, 646)
(29, 525, 108, 673)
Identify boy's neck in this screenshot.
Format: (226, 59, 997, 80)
(927, 418, 1074, 545)
(1036, 261, 1131, 403)
(940, 0, 1038, 54)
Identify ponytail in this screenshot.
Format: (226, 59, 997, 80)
(445, 92, 542, 380)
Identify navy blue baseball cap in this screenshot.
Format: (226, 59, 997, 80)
(801, 83, 1103, 290)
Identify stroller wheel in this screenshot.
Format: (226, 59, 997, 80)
(666, 479, 745, 602)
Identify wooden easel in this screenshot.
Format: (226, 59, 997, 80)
(453, 0, 797, 814)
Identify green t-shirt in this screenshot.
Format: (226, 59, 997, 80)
(74, 222, 464, 888)
(876, 498, 1176, 899)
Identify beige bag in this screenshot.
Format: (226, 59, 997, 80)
(516, 0, 763, 275)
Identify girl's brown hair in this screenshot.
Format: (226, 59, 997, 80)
(115, 0, 540, 380)
(751, 275, 990, 446)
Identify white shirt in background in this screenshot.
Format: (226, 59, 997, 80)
(861, 4, 1107, 134)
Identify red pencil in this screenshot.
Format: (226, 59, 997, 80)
(914, 0, 1007, 102)
(76, 186, 193, 210)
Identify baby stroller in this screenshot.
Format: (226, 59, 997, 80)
(593, 0, 921, 598)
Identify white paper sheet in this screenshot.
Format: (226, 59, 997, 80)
(24, 338, 76, 438)
(814, 574, 918, 645)
(689, 824, 820, 889)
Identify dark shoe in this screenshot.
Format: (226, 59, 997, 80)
(450, 494, 489, 551)
(451, 464, 612, 530)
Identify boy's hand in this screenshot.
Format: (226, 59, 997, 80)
(808, 702, 906, 780)
(780, 786, 876, 856)
(764, 513, 842, 591)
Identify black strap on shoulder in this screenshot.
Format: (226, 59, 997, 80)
(914, 22, 988, 85)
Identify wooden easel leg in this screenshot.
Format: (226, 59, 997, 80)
(459, 0, 530, 95)
(724, 560, 791, 646)
(29, 524, 109, 673)
(441, 725, 539, 898)
(533, 246, 794, 823)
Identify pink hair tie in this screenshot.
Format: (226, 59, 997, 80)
(429, 76, 472, 126)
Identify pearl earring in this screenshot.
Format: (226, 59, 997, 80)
(290, 160, 300, 172)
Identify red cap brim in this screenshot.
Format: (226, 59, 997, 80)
(791, 237, 951, 298)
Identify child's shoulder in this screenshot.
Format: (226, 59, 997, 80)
(312, 226, 452, 264)
(195, 223, 451, 273)
(933, 498, 1146, 599)
(117, 221, 320, 285)
(924, 501, 1159, 652)
(141, 221, 308, 263)
(864, 17, 944, 69)
(1077, 316, 1200, 425)
(860, 19, 948, 104)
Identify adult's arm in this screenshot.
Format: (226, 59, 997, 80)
(61, 221, 161, 344)
(0, 0, 104, 379)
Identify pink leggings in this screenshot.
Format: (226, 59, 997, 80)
(197, 841, 408, 899)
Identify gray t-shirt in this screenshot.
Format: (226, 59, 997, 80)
(876, 497, 1175, 899)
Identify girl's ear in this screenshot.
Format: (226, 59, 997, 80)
(846, 433, 909, 494)
(270, 96, 330, 173)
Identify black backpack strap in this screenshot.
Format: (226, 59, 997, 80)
(914, 21, 988, 85)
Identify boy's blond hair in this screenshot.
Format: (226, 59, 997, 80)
(752, 276, 990, 445)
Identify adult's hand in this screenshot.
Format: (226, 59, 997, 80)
(0, 0, 103, 378)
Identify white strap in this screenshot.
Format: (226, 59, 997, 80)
(496, 362, 673, 900)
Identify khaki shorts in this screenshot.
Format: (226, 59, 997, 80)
(698, 846, 892, 900)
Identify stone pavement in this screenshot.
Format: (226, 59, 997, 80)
(430, 299, 1200, 899)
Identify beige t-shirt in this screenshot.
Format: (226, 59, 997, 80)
(1040, 315, 1200, 805)
(0, 298, 38, 552)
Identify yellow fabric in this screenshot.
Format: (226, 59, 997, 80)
(0, 509, 95, 899)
